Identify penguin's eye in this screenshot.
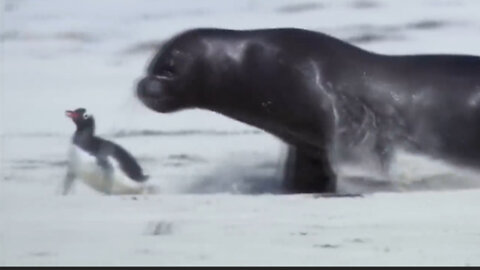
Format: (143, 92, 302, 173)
(83, 114, 90, 119)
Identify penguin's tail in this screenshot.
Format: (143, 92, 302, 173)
(139, 174, 150, 182)
(129, 172, 149, 182)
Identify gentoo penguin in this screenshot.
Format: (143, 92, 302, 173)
(63, 108, 149, 195)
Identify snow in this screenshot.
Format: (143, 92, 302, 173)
(1, 184, 480, 266)
(1, 0, 480, 266)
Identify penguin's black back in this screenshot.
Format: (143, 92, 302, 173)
(74, 135, 148, 182)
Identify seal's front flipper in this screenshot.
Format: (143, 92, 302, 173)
(283, 146, 336, 193)
(312, 193, 364, 199)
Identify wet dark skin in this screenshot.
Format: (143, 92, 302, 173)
(137, 28, 480, 193)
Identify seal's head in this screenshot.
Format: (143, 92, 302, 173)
(136, 30, 211, 113)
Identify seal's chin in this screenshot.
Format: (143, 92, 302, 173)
(138, 96, 180, 113)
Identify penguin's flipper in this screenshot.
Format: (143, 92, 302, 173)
(96, 157, 114, 195)
(106, 141, 148, 183)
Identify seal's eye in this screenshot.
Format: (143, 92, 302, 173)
(156, 60, 176, 80)
(83, 114, 90, 120)
(164, 60, 176, 78)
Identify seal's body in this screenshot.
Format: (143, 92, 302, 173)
(136, 28, 480, 193)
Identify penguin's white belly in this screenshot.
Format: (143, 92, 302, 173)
(69, 145, 146, 195)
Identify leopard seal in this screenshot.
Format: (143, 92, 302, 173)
(136, 28, 480, 193)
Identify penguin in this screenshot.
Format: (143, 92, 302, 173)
(63, 108, 149, 195)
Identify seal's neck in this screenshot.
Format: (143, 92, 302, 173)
(204, 95, 291, 139)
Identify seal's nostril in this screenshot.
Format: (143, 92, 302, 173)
(136, 77, 163, 98)
(145, 79, 162, 95)
(138, 78, 162, 98)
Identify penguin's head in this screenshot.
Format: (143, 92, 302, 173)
(66, 108, 94, 130)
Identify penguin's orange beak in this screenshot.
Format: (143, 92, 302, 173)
(65, 110, 78, 119)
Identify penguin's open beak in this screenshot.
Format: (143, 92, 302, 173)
(65, 110, 77, 119)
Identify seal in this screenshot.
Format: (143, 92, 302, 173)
(136, 28, 480, 193)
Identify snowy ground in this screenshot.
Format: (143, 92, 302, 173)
(1, 0, 480, 266)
